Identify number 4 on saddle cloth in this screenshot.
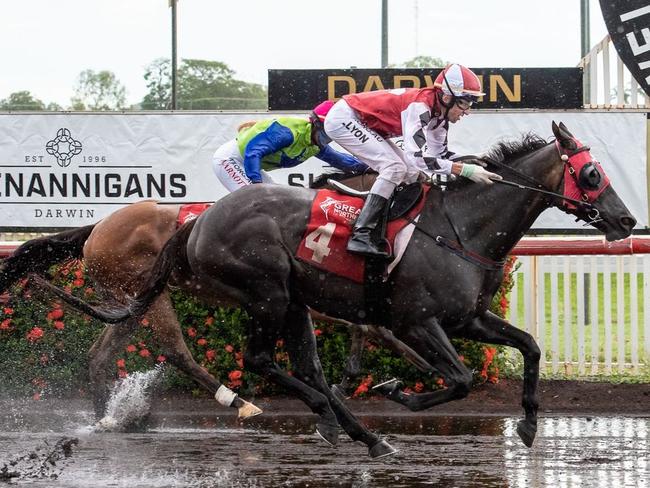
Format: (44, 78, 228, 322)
(296, 184, 429, 283)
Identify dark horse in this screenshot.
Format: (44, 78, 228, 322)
(0, 174, 388, 421)
(35, 122, 636, 457)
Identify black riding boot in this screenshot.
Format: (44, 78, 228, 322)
(347, 194, 391, 258)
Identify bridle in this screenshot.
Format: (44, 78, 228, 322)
(483, 140, 609, 227)
(410, 138, 611, 270)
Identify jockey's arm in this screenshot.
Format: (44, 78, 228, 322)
(242, 122, 294, 183)
(316, 145, 368, 173)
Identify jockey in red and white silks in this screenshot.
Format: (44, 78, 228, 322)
(323, 63, 502, 258)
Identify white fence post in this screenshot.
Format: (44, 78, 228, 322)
(576, 257, 586, 375)
(604, 258, 613, 375)
(617, 256, 625, 373)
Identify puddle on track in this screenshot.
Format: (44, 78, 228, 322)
(0, 415, 648, 487)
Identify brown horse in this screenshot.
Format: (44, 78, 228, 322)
(30, 123, 637, 457)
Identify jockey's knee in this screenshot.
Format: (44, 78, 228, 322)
(379, 161, 407, 185)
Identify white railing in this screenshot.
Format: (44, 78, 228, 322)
(508, 254, 650, 375)
(579, 34, 650, 108)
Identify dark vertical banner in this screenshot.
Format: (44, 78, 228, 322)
(599, 1, 650, 96)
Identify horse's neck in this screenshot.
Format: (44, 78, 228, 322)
(431, 145, 562, 261)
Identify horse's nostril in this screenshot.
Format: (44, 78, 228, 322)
(621, 216, 637, 229)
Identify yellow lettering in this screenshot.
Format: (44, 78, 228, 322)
(477, 75, 485, 102)
(423, 75, 435, 87)
(490, 75, 521, 102)
(327, 76, 357, 99)
(394, 75, 421, 88)
(363, 76, 385, 92)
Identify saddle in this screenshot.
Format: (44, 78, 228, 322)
(327, 179, 425, 327)
(327, 179, 424, 220)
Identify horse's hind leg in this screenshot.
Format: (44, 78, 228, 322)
(333, 327, 365, 398)
(283, 304, 396, 458)
(243, 312, 339, 444)
(88, 319, 139, 419)
(147, 291, 261, 418)
(458, 311, 540, 448)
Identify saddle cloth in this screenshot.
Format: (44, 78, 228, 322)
(296, 188, 428, 283)
(177, 203, 212, 227)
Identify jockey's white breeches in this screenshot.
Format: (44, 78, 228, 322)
(212, 139, 274, 193)
(324, 100, 419, 198)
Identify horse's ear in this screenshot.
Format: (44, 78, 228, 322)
(552, 121, 577, 150)
(558, 121, 575, 138)
(552, 121, 560, 138)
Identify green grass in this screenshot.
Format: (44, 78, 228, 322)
(509, 271, 648, 376)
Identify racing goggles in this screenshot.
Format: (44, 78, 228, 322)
(455, 96, 478, 110)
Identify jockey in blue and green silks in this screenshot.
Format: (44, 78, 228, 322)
(212, 102, 367, 192)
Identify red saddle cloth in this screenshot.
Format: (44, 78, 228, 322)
(296, 189, 427, 283)
(177, 203, 212, 227)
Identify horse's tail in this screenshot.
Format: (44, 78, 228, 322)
(0, 224, 95, 294)
(31, 219, 196, 324)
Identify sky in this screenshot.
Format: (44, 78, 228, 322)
(1, 0, 609, 108)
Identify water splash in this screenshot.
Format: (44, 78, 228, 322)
(53, 467, 260, 488)
(0, 436, 78, 481)
(96, 364, 165, 432)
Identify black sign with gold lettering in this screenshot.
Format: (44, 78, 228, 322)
(268, 68, 583, 110)
(599, 1, 650, 96)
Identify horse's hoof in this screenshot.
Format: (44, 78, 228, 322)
(237, 400, 262, 419)
(331, 384, 349, 402)
(315, 421, 339, 446)
(95, 415, 118, 431)
(368, 439, 398, 459)
(516, 419, 537, 448)
(372, 378, 402, 398)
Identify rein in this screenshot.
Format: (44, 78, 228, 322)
(406, 141, 602, 271)
(403, 214, 506, 271)
(483, 148, 594, 210)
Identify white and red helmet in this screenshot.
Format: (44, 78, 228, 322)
(434, 64, 485, 99)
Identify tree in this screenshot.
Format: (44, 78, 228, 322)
(141, 58, 171, 110)
(391, 55, 446, 68)
(0, 91, 46, 111)
(140, 58, 267, 110)
(71, 70, 127, 111)
(46, 102, 63, 111)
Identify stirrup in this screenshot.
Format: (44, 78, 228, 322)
(347, 236, 390, 258)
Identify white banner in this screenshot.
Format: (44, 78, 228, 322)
(0, 111, 647, 229)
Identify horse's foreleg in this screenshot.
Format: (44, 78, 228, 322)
(459, 311, 540, 448)
(147, 292, 261, 419)
(87, 319, 139, 419)
(283, 303, 396, 459)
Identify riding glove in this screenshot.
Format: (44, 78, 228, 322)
(460, 164, 502, 184)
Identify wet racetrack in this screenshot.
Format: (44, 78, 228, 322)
(1, 402, 648, 487)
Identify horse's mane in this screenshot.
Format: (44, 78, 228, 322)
(484, 132, 549, 165)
